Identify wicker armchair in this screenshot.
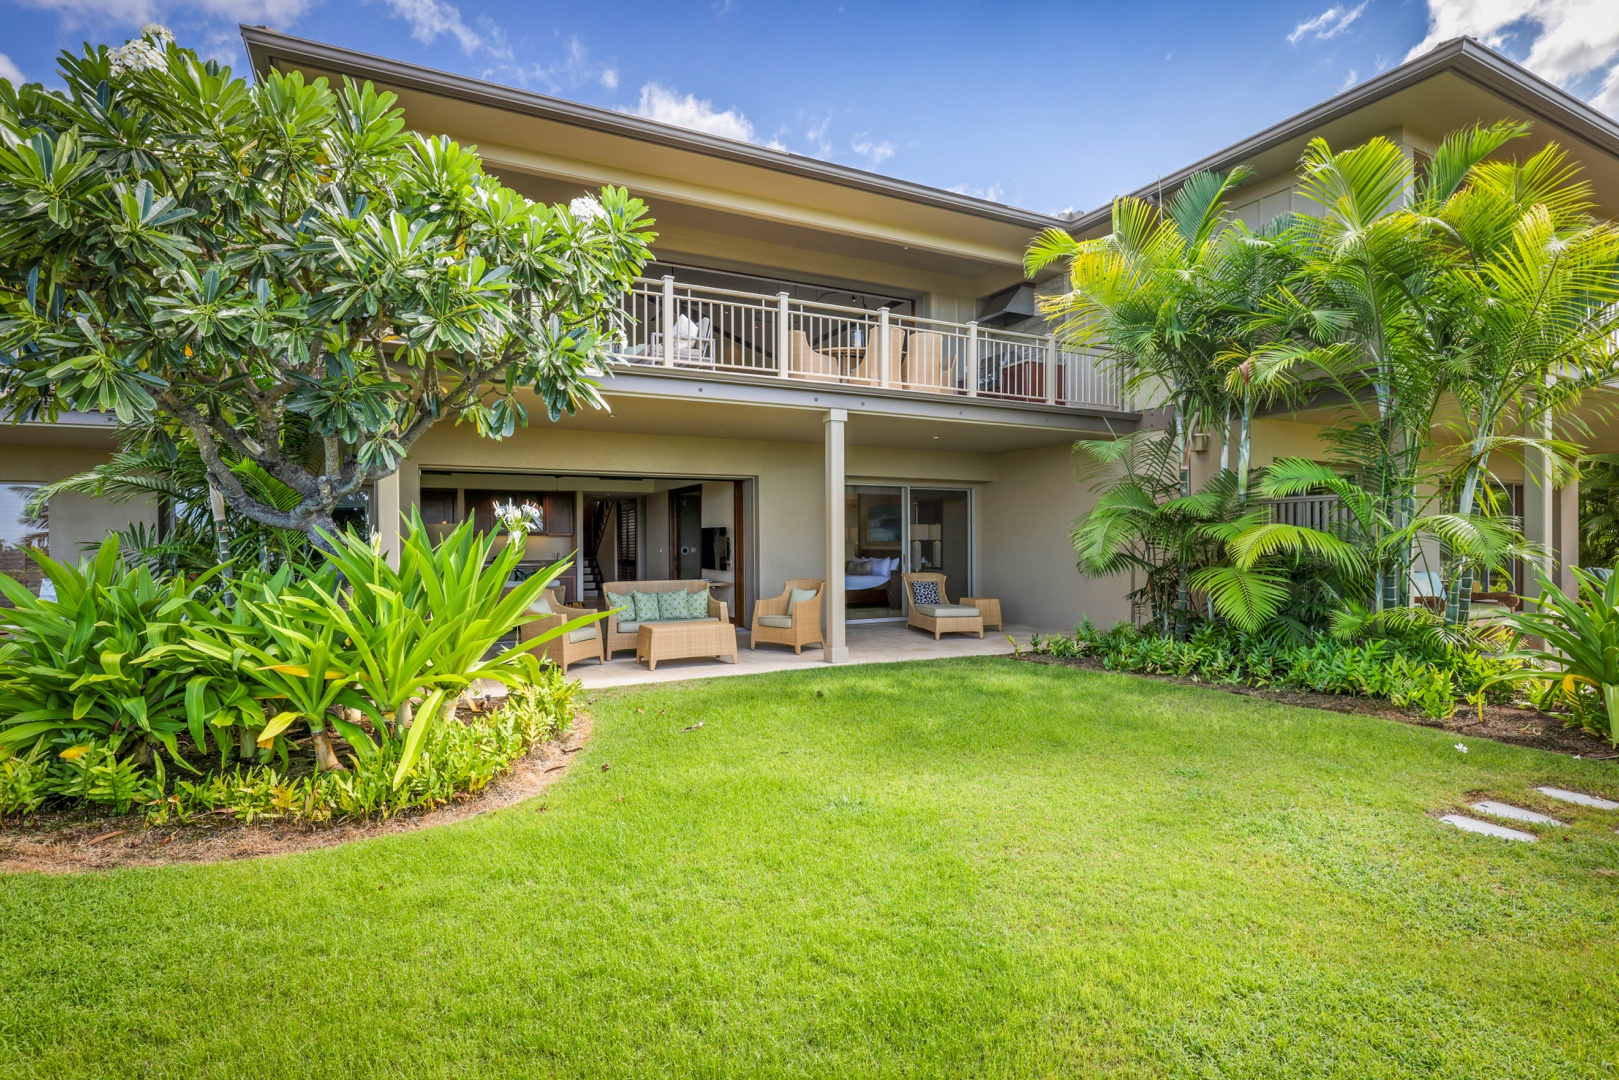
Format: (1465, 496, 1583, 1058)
(517, 588, 604, 674)
(902, 572, 984, 639)
(600, 579, 729, 660)
(750, 579, 825, 653)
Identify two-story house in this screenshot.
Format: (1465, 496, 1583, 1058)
(3, 30, 1616, 654)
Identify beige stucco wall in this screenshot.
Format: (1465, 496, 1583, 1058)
(979, 441, 1130, 631)
(0, 445, 158, 565)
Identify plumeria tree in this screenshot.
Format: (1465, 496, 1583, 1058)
(0, 27, 655, 553)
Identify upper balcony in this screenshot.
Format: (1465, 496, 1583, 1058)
(607, 277, 1131, 414)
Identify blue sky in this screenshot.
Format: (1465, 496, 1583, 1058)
(1, 1, 1615, 216)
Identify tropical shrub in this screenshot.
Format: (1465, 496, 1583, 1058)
(1030, 618, 1522, 720)
(1487, 568, 1619, 745)
(0, 519, 593, 820)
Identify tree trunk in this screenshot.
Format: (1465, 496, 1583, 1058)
(207, 479, 234, 604)
(395, 698, 414, 736)
(1444, 443, 1491, 626)
(304, 512, 342, 554)
(311, 731, 346, 772)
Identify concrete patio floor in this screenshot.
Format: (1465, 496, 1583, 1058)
(570, 621, 1053, 689)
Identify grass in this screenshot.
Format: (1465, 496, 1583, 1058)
(2, 656, 1617, 1078)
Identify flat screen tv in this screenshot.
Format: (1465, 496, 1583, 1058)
(701, 526, 729, 572)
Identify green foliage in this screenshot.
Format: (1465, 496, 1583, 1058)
(0, 537, 245, 765)
(0, 27, 655, 544)
(144, 680, 576, 825)
(0, 519, 593, 818)
(1578, 453, 1619, 570)
(1031, 618, 1523, 720)
(1488, 568, 1619, 745)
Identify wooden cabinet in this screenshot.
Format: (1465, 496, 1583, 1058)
(542, 493, 575, 536)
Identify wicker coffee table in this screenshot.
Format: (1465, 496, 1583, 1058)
(636, 620, 740, 670)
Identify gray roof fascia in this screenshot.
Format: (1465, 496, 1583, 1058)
(1060, 37, 1619, 236)
(238, 25, 1065, 234)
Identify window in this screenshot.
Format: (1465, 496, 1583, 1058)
(0, 483, 48, 596)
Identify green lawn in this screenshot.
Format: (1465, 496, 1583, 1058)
(3, 657, 1617, 1078)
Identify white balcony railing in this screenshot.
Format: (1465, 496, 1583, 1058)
(609, 276, 1130, 411)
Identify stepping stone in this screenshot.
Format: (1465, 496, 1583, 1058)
(1471, 801, 1565, 827)
(1536, 787, 1619, 810)
(1439, 815, 1537, 842)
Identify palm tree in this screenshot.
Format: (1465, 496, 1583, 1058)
(1029, 168, 1254, 630)
(1416, 135, 1619, 620)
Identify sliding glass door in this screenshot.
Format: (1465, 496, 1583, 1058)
(844, 484, 971, 622)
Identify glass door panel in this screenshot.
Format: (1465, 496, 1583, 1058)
(845, 485, 904, 620)
(910, 489, 970, 598)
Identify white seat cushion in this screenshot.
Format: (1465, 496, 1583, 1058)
(615, 619, 638, 633)
(756, 614, 793, 629)
(567, 626, 599, 644)
(913, 604, 979, 618)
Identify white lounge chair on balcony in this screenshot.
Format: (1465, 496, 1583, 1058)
(647, 313, 714, 366)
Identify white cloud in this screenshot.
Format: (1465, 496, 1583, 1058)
(949, 182, 1005, 203)
(1408, 0, 1619, 115)
(1288, 2, 1368, 45)
(487, 33, 617, 94)
(0, 53, 25, 84)
(381, 0, 479, 53)
(850, 135, 895, 167)
(625, 82, 757, 143)
(1340, 68, 1360, 89)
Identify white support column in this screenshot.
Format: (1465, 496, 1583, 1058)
(1043, 333, 1058, 405)
(376, 468, 403, 568)
(824, 408, 848, 663)
(965, 321, 979, 397)
(661, 275, 677, 367)
(1555, 478, 1580, 595)
(1524, 441, 1556, 603)
(776, 292, 791, 378)
(877, 307, 892, 389)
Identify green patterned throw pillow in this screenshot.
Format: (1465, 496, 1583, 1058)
(631, 591, 663, 623)
(686, 588, 712, 619)
(657, 590, 688, 621)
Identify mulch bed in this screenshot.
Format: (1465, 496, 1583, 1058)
(1011, 653, 1618, 760)
(0, 714, 593, 876)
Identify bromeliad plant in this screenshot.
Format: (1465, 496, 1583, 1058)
(299, 513, 600, 786)
(0, 538, 247, 769)
(1487, 568, 1619, 746)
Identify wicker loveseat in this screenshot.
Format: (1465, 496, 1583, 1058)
(600, 579, 730, 660)
(902, 572, 984, 639)
(516, 587, 605, 674)
(750, 579, 825, 653)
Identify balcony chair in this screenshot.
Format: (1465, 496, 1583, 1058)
(902, 572, 984, 639)
(903, 330, 948, 392)
(518, 587, 605, 674)
(787, 328, 854, 382)
(600, 579, 729, 660)
(647, 313, 714, 366)
(750, 579, 825, 653)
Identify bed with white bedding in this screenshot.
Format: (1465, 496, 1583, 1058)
(845, 556, 901, 605)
